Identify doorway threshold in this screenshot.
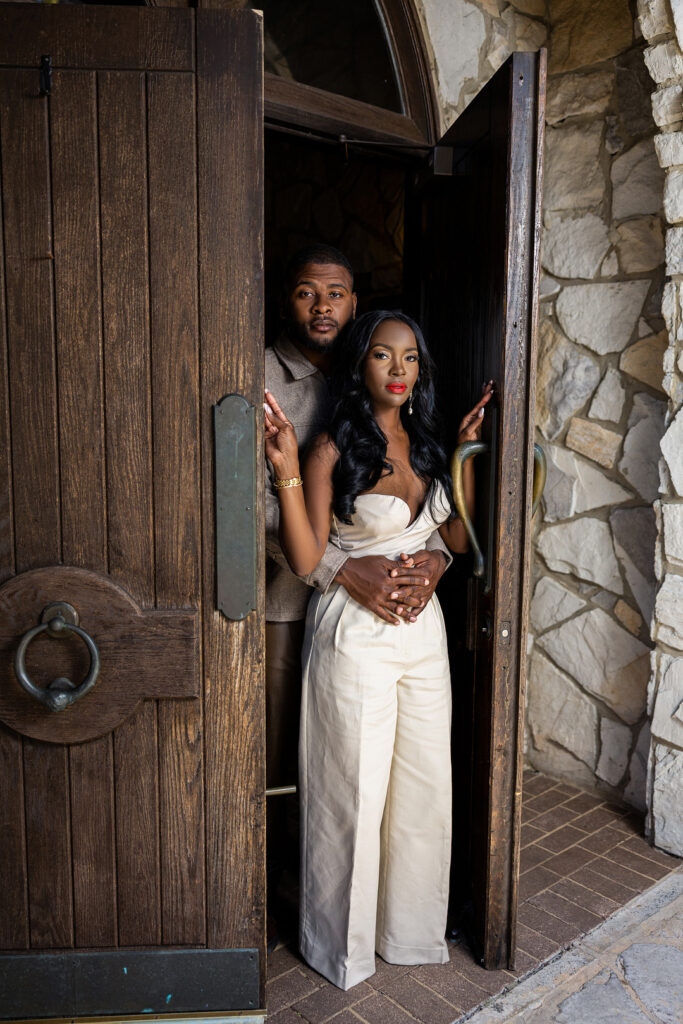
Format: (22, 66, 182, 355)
(266, 771, 681, 1023)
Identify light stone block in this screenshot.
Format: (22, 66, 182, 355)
(544, 122, 604, 212)
(665, 225, 683, 273)
(624, 720, 650, 812)
(537, 608, 649, 724)
(556, 281, 650, 355)
(651, 657, 683, 746)
(527, 651, 599, 770)
(501, 7, 547, 50)
(651, 742, 683, 854)
(673, 0, 683, 51)
(619, 392, 667, 502)
(654, 130, 683, 167)
(619, 943, 683, 1024)
(536, 320, 600, 439)
(664, 167, 683, 222)
(530, 577, 587, 633)
(542, 212, 610, 279)
(537, 519, 624, 593)
(615, 216, 664, 273)
(660, 408, 683, 495)
(566, 418, 622, 469)
(652, 84, 683, 127)
(419, 0, 486, 115)
(601, 251, 619, 276)
(654, 572, 683, 649)
(485, 23, 510, 73)
(620, 331, 667, 392)
(662, 502, 683, 566)
(637, 318, 651, 337)
(610, 506, 658, 624)
(545, 70, 614, 125)
(549, 0, 633, 73)
(589, 369, 626, 423)
(596, 716, 633, 786)
(637, 0, 673, 40)
(611, 138, 664, 219)
(540, 275, 560, 298)
(542, 445, 632, 521)
(643, 40, 683, 84)
(614, 598, 644, 635)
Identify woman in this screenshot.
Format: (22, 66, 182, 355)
(265, 311, 490, 990)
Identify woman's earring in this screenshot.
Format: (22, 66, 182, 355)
(408, 392, 414, 416)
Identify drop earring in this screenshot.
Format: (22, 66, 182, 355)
(408, 392, 414, 415)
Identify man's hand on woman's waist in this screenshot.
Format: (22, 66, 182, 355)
(334, 550, 448, 626)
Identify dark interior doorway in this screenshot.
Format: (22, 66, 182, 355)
(264, 125, 475, 942)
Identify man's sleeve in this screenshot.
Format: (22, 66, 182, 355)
(426, 529, 453, 571)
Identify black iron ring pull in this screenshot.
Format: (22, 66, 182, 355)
(451, 441, 488, 579)
(14, 615, 100, 712)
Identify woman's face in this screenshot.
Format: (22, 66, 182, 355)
(363, 319, 419, 412)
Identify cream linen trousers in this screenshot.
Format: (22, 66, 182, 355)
(299, 490, 453, 990)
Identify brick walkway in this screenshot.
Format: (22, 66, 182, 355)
(266, 769, 681, 1023)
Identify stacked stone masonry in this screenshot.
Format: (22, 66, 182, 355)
(416, 2, 683, 857)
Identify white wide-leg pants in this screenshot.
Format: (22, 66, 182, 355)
(299, 588, 452, 990)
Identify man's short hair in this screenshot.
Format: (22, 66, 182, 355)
(285, 244, 354, 290)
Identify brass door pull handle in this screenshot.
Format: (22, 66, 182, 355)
(14, 608, 100, 712)
(532, 443, 546, 519)
(451, 441, 488, 579)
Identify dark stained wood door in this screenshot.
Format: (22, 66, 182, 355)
(405, 51, 546, 970)
(0, 5, 264, 1017)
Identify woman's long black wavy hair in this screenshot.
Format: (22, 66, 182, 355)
(328, 310, 456, 525)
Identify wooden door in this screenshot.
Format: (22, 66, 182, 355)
(0, 5, 264, 1018)
(405, 51, 546, 970)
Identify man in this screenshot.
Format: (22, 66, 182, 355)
(265, 244, 450, 938)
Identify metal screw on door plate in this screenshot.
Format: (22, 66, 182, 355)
(14, 605, 100, 712)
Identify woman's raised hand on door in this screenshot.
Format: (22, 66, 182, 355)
(457, 380, 494, 444)
(264, 389, 300, 478)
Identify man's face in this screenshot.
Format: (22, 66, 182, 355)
(284, 262, 357, 354)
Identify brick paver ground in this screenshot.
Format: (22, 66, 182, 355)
(266, 770, 681, 1023)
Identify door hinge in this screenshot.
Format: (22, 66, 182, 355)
(39, 55, 52, 97)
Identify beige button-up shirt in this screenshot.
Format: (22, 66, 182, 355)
(265, 335, 451, 622)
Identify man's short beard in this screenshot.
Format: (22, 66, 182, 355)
(285, 318, 350, 354)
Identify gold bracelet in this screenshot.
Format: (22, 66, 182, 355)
(274, 475, 303, 489)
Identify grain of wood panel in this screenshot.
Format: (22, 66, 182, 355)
(0, 6, 194, 72)
(147, 70, 205, 945)
(197, 10, 265, 964)
(98, 71, 154, 606)
(50, 70, 106, 573)
(0, 71, 59, 572)
(0, 723, 28, 949)
(0, 137, 13, 587)
(70, 735, 117, 947)
(114, 701, 160, 946)
(23, 739, 73, 948)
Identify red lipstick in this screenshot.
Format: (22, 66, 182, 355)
(386, 383, 406, 393)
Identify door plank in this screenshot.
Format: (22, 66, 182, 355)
(0, 724, 28, 949)
(197, 10, 265, 957)
(98, 70, 154, 605)
(23, 739, 73, 947)
(0, 6, 194, 72)
(0, 140, 13, 588)
(0, 71, 60, 572)
(147, 70, 204, 945)
(70, 736, 117, 947)
(51, 70, 106, 573)
(114, 702, 160, 946)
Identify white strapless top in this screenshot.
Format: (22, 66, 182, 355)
(329, 482, 451, 562)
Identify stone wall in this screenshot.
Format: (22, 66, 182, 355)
(636, 0, 683, 856)
(416, 1, 679, 838)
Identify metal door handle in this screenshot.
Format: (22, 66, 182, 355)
(451, 441, 488, 578)
(532, 443, 546, 518)
(14, 610, 100, 712)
